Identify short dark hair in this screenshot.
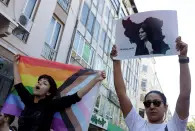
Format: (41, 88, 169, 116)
(4, 114, 15, 125)
(144, 90, 167, 105)
(38, 74, 57, 98)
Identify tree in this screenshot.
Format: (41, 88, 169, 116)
(187, 117, 195, 131)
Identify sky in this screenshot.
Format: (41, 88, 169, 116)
(135, 0, 195, 120)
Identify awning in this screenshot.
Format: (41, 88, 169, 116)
(107, 122, 124, 131)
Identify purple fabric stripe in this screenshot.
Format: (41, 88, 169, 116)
(51, 118, 68, 131)
(4, 94, 24, 109)
(53, 112, 62, 119)
(1, 103, 22, 116)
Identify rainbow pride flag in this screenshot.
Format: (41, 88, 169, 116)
(2, 56, 100, 131)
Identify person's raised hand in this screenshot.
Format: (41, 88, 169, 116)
(14, 54, 20, 64)
(95, 71, 106, 82)
(176, 36, 188, 57)
(110, 45, 118, 61)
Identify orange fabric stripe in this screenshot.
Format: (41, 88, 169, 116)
(18, 63, 77, 81)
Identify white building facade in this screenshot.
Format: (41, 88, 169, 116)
(0, 0, 140, 130)
(68, 0, 140, 130)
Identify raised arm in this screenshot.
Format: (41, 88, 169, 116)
(77, 71, 106, 98)
(13, 54, 22, 85)
(51, 71, 106, 110)
(175, 37, 191, 120)
(13, 55, 33, 105)
(110, 45, 132, 117)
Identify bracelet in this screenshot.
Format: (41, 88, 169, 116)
(179, 56, 189, 64)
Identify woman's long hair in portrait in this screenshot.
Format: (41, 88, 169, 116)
(122, 17, 170, 55)
(122, 17, 149, 55)
(141, 17, 170, 54)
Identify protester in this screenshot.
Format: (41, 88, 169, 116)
(0, 112, 16, 131)
(13, 55, 106, 131)
(110, 36, 191, 131)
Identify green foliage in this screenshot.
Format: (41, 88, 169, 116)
(187, 118, 195, 131)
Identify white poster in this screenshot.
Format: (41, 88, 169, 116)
(115, 10, 178, 59)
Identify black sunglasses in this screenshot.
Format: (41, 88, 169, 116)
(143, 100, 163, 108)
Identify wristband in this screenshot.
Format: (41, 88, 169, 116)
(179, 56, 189, 64)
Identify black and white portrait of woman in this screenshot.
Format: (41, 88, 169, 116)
(122, 17, 170, 56)
(115, 10, 178, 59)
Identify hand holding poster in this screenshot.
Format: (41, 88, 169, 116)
(115, 10, 179, 59)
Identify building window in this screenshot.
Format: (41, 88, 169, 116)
(23, 0, 37, 19)
(105, 102, 112, 120)
(103, 6, 110, 24)
(92, 0, 98, 7)
(95, 95, 101, 108)
(42, 17, 62, 60)
(73, 31, 80, 51)
(81, 3, 90, 26)
(94, 55, 103, 70)
(86, 12, 95, 34)
(126, 67, 130, 81)
(99, 29, 106, 49)
(58, 0, 71, 12)
(93, 20, 100, 41)
(112, 19, 116, 37)
(110, 0, 120, 13)
(136, 62, 140, 75)
(82, 42, 90, 62)
(80, 3, 96, 35)
(106, 66, 111, 84)
(140, 94, 145, 101)
(12, 26, 29, 43)
(72, 31, 95, 67)
(98, 0, 104, 15)
(139, 108, 145, 118)
(123, 64, 127, 80)
(120, 8, 125, 18)
(112, 106, 119, 124)
(77, 36, 84, 56)
(82, 42, 95, 65)
(0, 0, 10, 5)
(99, 95, 107, 116)
(141, 79, 147, 91)
(104, 36, 110, 55)
(108, 12, 113, 31)
(142, 65, 148, 72)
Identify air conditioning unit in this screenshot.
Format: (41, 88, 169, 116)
(18, 14, 33, 32)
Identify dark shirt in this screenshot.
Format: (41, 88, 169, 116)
(15, 83, 81, 131)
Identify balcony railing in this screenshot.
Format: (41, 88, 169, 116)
(41, 43, 57, 60)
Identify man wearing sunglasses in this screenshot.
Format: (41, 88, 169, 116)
(110, 36, 191, 131)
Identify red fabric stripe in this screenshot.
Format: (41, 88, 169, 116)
(19, 56, 83, 71)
